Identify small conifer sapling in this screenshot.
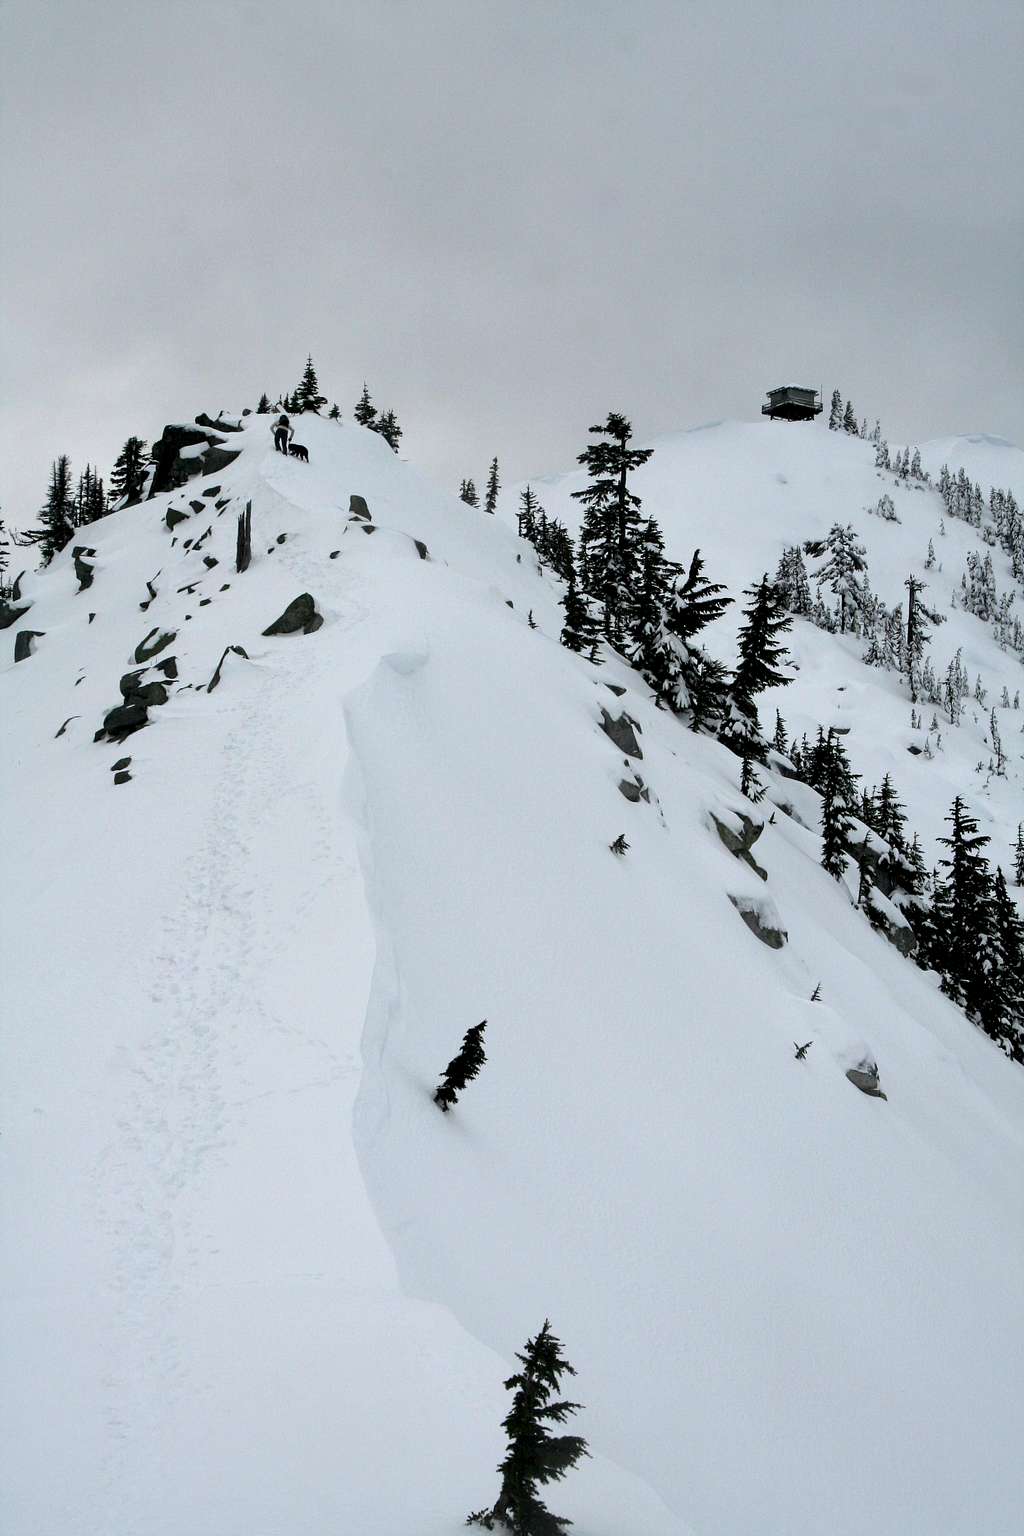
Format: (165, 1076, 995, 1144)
(434, 1021, 487, 1112)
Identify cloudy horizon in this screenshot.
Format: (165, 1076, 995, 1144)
(2, 0, 1022, 530)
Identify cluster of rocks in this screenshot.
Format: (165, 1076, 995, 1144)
(149, 416, 242, 497)
(96, 633, 178, 743)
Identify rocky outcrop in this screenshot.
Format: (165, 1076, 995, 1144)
(0, 600, 30, 630)
(134, 628, 176, 664)
(728, 893, 787, 949)
(207, 644, 250, 692)
(72, 546, 96, 591)
(149, 419, 240, 496)
(846, 1059, 887, 1100)
(599, 708, 643, 760)
(14, 630, 44, 662)
(349, 494, 371, 519)
(262, 594, 323, 636)
(617, 775, 651, 804)
(710, 811, 767, 881)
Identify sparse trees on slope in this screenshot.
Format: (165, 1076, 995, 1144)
(518, 486, 540, 542)
(468, 1320, 589, 1534)
(483, 457, 501, 515)
(295, 355, 327, 413)
(639, 548, 732, 721)
(559, 571, 602, 661)
(0, 510, 9, 595)
(774, 546, 812, 616)
(842, 399, 858, 435)
(987, 871, 1024, 1061)
(571, 412, 653, 646)
(434, 1021, 487, 1112)
(256, 393, 271, 414)
(819, 730, 857, 879)
(1014, 824, 1024, 887)
(460, 478, 480, 507)
(74, 464, 106, 526)
(108, 437, 149, 509)
(25, 455, 76, 566)
(328, 402, 341, 421)
(928, 797, 995, 1021)
(377, 409, 402, 453)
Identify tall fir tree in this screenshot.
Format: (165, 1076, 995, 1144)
(571, 413, 652, 646)
(559, 570, 602, 659)
(354, 383, 378, 428)
(518, 486, 541, 542)
(819, 729, 857, 879)
(377, 408, 402, 452)
(73, 464, 106, 526)
(639, 548, 731, 720)
(483, 457, 501, 516)
(928, 797, 996, 1022)
(985, 870, 1024, 1061)
(720, 575, 792, 759)
(842, 399, 858, 434)
(294, 356, 326, 412)
(469, 1320, 589, 1534)
(813, 524, 868, 633)
(1013, 824, 1024, 887)
(25, 455, 76, 565)
(0, 509, 10, 595)
(256, 392, 272, 414)
(828, 389, 843, 431)
(773, 545, 812, 616)
(108, 437, 149, 509)
(433, 1021, 487, 1112)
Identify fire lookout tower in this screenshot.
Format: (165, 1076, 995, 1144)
(761, 385, 823, 422)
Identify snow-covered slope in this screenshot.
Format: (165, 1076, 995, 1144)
(2, 413, 1022, 1536)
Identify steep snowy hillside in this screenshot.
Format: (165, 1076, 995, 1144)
(2, 412, 1023, 1536)
(519, 418, 1024, 876)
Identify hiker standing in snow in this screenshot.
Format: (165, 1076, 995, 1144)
(273, 414, 293, 454)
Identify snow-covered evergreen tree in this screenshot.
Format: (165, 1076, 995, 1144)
(108, 436, 149, 509)
(719, 575, 792, 759)
(828, 389, 843, 430)
(295, 355, 326, 413)
(483, 457, 501, 516)
(25, 455, 76, 566)
(354, 383, 378, 428)
(433, 1021, 487, 1112)
(572, 413, 653, 646)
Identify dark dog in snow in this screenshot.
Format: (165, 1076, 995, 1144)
(288, 443, 309, 463)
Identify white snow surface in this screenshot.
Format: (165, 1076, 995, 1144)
(2, 412, 1023, 1536)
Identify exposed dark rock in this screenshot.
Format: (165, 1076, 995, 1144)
(0, 600, 30, 630)
(710, 811, 768, 881)
(604, 683, 627, 697)
(14, 630, 44, 662)
(729, 893, 787, 948)
(166, 507, 189, 530)
(203, 555, 218, 569)
(113, 771, 132, 785)
(207, 643, 250, 692)
(88, 613, 95, 624)
(72, 547, 95, 591)
(413, 538, 429, 559)
(215, 498, 230, 511)
(361, 524, 377, 534)
(349, 494, 371, 519)
(618, 778, 643, 803)
(846, 1060, 887, 1100)
(154, 656, 178, 680)
(111, 756, 132, 771)
(54, 717, 78, 738)
(329, 550, 341, 559)
(276, 533, 287, 544)
(195, 411, 242, 434)
(906, 744, 923, 756)
(11, 571, 25, 602)
(199, 598, 211, 606)
(219, 583, 231, 591)
(134, 628, 176, 664)
(101, 701, 149, 738)
(262, 593, 323, 636)
(599, 708, 643, 760)
(177, 581, 199, 594)
(202, 445, 241, 477)
(202, 485, 221, 497)
(189, 500, 205, 514)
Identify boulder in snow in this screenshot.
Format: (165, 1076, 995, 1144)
(846, 1059, 888, 1100)
(710, 810, 768, 881)
(729, 892, 787, 949)
(14, 630, 44, 662)
(599, 708, 643, 760)
(262, 594, 323, 637)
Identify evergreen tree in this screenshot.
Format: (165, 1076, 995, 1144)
(828, 389, 843, 431)
(518, 486, 541, 543)
(377, 409, 402, 452)
(571, 413, 652, 645)
(468, 1320, 588, 1534)
(639, 548, 731, 719)
(74, 464, 106, 526)
(813, 523, 868, 633)
(0, 509, 9, 596)
(433, 1021, 487, 1112)
(294, 356, 326, 412)
(819, 729, 857, 879)
(773, 546, 812, 616)
(772, 710, 789, 756)
(904, 574, 935, 702)
(25, 455, 76, 565)
(108, 436, 149, 508)
(354, 383, 378, 428)
(928, 797, 995, 1020)
(256, 392, 271, 414)
(873, 772, 907, 851)
(328, 402, 341, 420)
(1014, 824, 1024, 887)
(483, 457, 501, 516)
(842, 399, 858, 435)
(687, 652, 730, 736)
(559, 570, 602, 659)
(986, 870, 1024, 1061)
(460, 478, 480, 507)
(720, 575, 792, 759)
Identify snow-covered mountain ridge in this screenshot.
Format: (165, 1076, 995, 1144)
(2, 411, 1022, 1536)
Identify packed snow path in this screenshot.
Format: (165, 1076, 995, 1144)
(2, 414, 1022, 1534)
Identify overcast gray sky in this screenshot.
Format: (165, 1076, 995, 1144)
(2, 0, 1022, 528)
